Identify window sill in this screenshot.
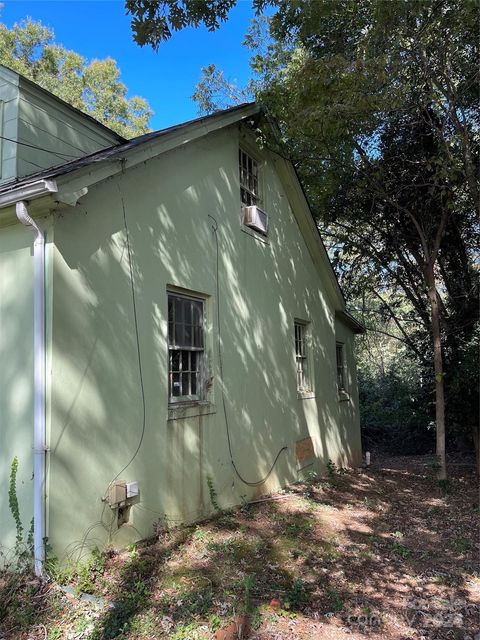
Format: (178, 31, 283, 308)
(167, 401, 216, 421)
(240, 226, 269, 245)
(338, 391, 350, 402)
(297, 391, 316, 400)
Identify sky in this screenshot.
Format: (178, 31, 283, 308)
(0, 0, 256, 130)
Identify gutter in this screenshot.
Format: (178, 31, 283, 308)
(0, 179, 57, 209)
(3, 181, 58, 577)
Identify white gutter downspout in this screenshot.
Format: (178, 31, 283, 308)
(16, 201, 46, 577)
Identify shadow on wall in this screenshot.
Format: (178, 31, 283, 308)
(48, 135, 361, 561)
(0, 225, 35, 558)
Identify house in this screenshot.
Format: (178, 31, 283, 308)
(0, 64, 363, 575)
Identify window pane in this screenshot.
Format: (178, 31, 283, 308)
(174, 298, 184, 323)
(175, 323, 184, 346)
(172, 351, 180, 372)
(168, 293, 205, 401)
(192, 301, 202, 327)
(184, 301, 192, 325)
(192, 326, 201, 348)
(182, 372, 189, 395)
(172, 373, 181, 396)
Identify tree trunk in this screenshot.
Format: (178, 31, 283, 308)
(425, 263, 447, 480)
(473, 424, 480, 508)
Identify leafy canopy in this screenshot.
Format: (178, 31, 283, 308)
(0, 18, 153, 138)
(189, 0, 479, 462)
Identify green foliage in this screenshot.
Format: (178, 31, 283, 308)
(75, 548, 106, 595)
(326, 459, 337, 479)
(192, 63, 252, 114)
(452, 538, 470, 554)
(437, 478, 455, 495)
(206, 475, 222, 513)
(8, 457, 23, 549)
(242, 574, 255, 613)
(325, 588, 344, 612)
(392, 542, 411, 558)
(284, 578, 310, 609)
(358, 337, 434, 455)
(0, 17, 152, 137)
(7, 457, 34, 569)
(126, 0, 237, 50)
(189, 0, 479, 465)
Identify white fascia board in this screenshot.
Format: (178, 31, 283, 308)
(0, 179, 58, 209)
(0, 104, 261, 209)
(55, 104, 262, 192)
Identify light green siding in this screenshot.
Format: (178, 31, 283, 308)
(16, 80, 120, 177)
(0, 224, 34, 552)
(48, 125, 362, 562)
(0, 67, 20, 183)
(0, 65, 121, 184)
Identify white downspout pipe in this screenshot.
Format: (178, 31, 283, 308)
(16, 201, 46, 577)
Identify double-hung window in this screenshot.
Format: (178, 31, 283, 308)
(336, 342, 346, 393)
(239, 148, 259, 207)
(295, 321, 310, 392)
(168, 292, 204, 403)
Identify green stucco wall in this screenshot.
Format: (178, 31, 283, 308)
(48, 125, 362, 562)
(0, 223, 34, 555)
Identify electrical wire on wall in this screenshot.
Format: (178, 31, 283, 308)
(0, 134, 81, 159)
(103, 186, 147, 501)
(208, 214, 288, 487)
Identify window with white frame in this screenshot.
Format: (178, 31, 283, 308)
(168, 292, 204, 402)
(336, 342, 346, 392)
(295, 321, 310, 392)
(239, 148, 260, 207)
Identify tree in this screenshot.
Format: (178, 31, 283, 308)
(182, 0, 479, 478)
(126, 0, 238, 50)
(0, 18, 153, 138)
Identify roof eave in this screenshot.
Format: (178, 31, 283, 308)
(336, 310, 366, 334)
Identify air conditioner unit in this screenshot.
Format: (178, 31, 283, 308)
(242, 205, 269, 235)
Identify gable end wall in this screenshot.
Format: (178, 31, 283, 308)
(48, 124, 361, 559)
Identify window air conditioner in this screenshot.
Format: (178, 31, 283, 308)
(242, 205, 269, 235)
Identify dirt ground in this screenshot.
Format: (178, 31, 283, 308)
(1, 454, 479, 640)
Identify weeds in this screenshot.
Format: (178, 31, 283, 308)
(1, 455, 477, 639)
(206, 476, 222, 513)
(326, 459, 338, 478)
(284, 578, 310, 609)
(7, 457, 34, 569)
(326, 589, 344, 612)
(452, 538, 470, 554)
(392, 541, 411, 558)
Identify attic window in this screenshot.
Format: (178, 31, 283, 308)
(239, 148, 259, 207)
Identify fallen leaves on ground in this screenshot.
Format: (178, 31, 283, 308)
(1, 454, 478, 640)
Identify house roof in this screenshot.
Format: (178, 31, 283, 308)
(0, 64, 126, 145)
(0, 102, 259, 192)
(0, 99, 364, 331)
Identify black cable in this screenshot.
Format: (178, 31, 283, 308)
(0, 134, 80, 159)
(208, 214, 288, 487)
(104, 187, 147, 499)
